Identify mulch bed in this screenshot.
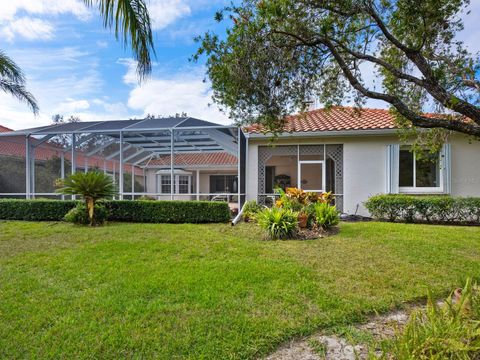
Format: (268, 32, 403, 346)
(295, 226, 339, 240)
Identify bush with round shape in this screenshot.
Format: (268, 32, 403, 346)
(256, 207, 298, 240)
(64, 203, 108, 225)
(314, 202, 340, 230)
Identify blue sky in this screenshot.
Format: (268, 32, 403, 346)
(0, 0, 232, 129)
(1, 1, 479, 130)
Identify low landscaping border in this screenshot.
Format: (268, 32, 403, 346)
(365, 194, 480, 224)
(0, 199, 231, 223)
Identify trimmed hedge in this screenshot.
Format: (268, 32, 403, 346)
(0, 199, 231, 223)
(0, 200, 77, 221)
(365, 194, 480, 224)
(105, 200, 231, 223)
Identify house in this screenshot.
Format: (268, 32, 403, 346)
(243, 106, 480, 215)
(2, 108, 480, 216)
(144, 152, 238, 201)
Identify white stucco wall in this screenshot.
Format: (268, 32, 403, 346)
(450, 135, 480, 196)
(246, 134, 480, 216)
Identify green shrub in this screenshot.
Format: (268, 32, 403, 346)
(0, 199, 77, 221)
(314, 203, 340, 229)
(0, 199, 231, 223)
(242, 200, 263, 221)
(256, 207, 298, 239)
(105, 200, 231, 223)
(365, 195, 480, 224)
(137, 195, 156, 201)
(378, 278, 480, 359)
(56, 170, 116, 226)
(64, 203, 109, 225)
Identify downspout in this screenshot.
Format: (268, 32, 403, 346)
(231, 201, 247, 226)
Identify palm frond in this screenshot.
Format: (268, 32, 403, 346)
(0, 51, 39, 114)
(0, 51, 25, 84)
(83, 0, 155, 80)
(0, 78, 39, 115)
(57, 171, 117, 200)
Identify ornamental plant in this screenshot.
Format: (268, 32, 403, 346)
(57, 171, 116, 226)
(256, 206, 298, 239)
(242, 200, 263, 222)
(314, 202, 340, 230)
(275, 187, 336, 229)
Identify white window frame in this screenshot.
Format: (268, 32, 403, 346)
(399, 147, 444, 194)
(297, 160, 326, 193)
(177, 175, 191, 194)
(158, 174, 192, 194)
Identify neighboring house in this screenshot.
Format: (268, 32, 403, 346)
(144, 152, 238, 201)
(3, 107, 480, 216)
(244, 106, 480, 215)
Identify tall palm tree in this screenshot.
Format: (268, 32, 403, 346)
(1, 0, 155, 114)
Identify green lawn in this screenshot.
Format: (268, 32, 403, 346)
(0, 221, 479, 359)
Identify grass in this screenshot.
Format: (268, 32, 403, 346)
(0, 221, 479, 359)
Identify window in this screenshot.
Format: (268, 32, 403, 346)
(399, 147, 442, 192)
(178, 175, 189, 194)
(210, 175, 238, 193)
(161, 175, 172, 194)
(158, 174, 192, 194)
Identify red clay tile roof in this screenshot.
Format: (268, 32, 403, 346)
(0, 135, 142, 175)
(0, 125, 13, 133)
(149, 152, 237, 167)
(247, 106, 397, 133)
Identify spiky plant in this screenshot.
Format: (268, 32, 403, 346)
(57, 171, 116, 226)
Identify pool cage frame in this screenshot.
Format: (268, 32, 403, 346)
(0, 117, 247, 210)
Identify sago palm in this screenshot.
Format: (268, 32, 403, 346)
(1, 0, 155, 113)
(57, 171, 117, 225)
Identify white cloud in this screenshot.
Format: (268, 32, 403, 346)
(147, 0, 191, 30)
(2, 17, 54, 42)
(118, 58, 139, 85)
(0, 46, 109, 129)
(96, 40, 108, 49)
(0, 0, 90, 22)
(0, 0, 90, 41)
(121, 60, 229, 123)
(55, 99, 90, 113)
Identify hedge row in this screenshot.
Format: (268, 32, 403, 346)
(0, 200, 77, 221)
(0, 199, 231, 223)
(365, 194, 480, 224)
(104, 200, 231, 223)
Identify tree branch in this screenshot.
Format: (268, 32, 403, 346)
(366, 5, 480, 124)
(323, 39, 480, 136)
(331, 40, 426, 87)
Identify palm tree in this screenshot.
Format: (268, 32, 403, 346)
(1, 0, 155, 114)
(57, 171, 117, 226)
